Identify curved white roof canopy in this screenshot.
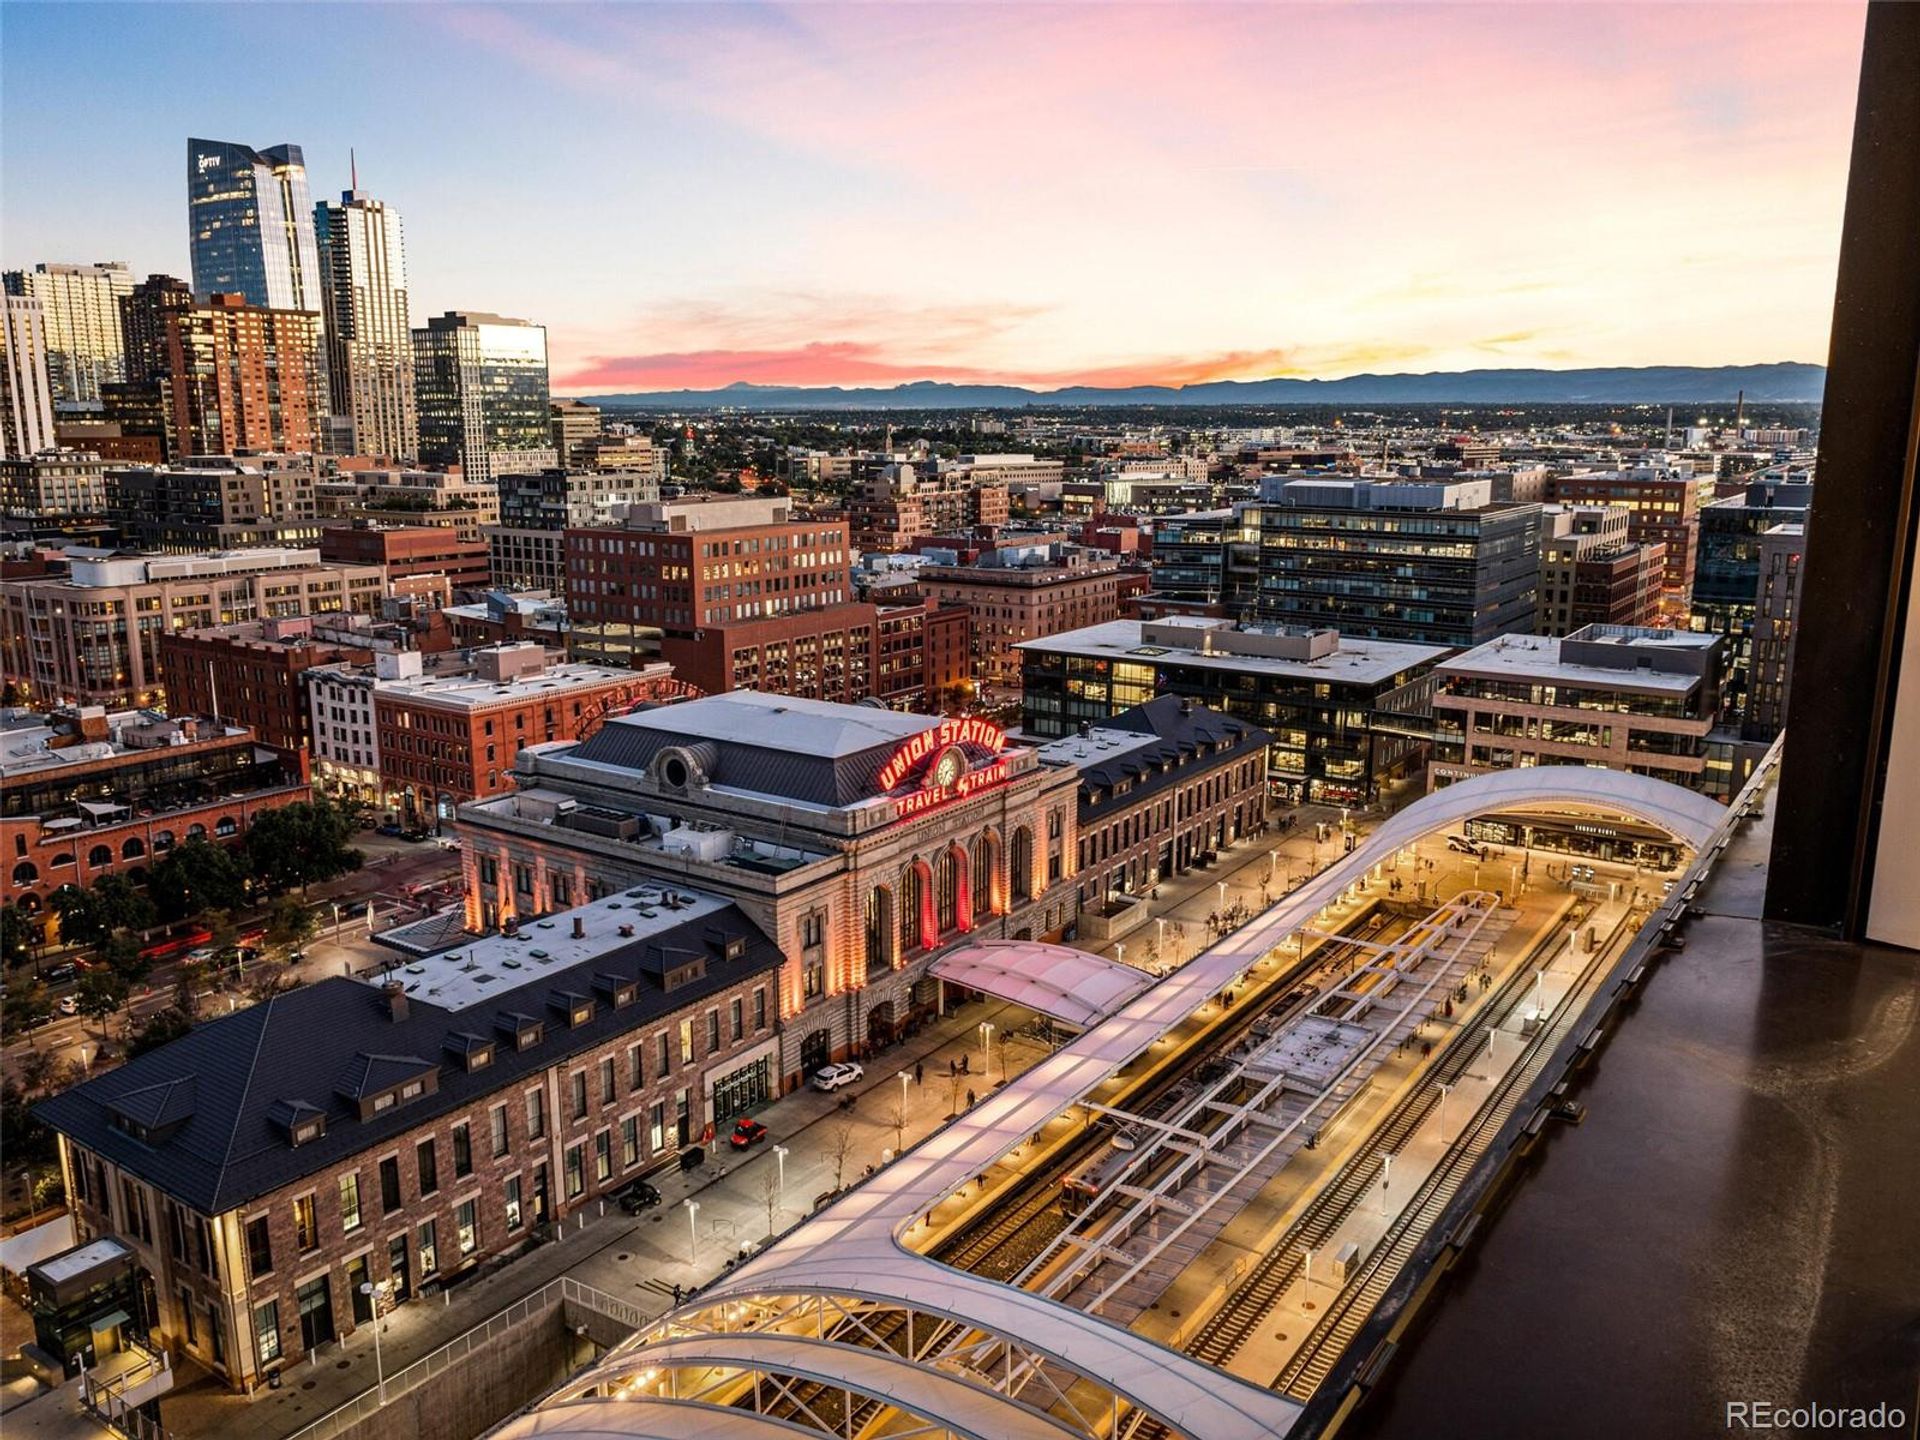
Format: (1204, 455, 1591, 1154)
(931, 941, 1155, 1027)
(512, 769, 1723, 1440)
(579, 1333, 1088, 1440)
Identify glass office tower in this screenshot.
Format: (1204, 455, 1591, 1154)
(412, 312, 556, 483)
(316, 191, 417, 459)
(187, 139, 325, 314)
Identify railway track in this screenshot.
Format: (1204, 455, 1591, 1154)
(1272, 914, 1624, 1400)
(1177, 904, 1566, 1372)
(741, 906, 1399, 1433)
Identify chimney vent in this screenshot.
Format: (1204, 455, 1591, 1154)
(383, 981, 409, 1023)
(618, 924, 635, 938)
(572, 916, 586, 939)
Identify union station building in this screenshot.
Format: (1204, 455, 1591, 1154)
(454, 693, 1084, 1090)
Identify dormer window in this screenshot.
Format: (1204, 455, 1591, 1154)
(292, 1120, 323, 1145)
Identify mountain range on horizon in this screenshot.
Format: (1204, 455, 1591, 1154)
(575, 362, 1825, 411)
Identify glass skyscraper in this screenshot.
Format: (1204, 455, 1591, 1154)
(187, 139, 325, 314)
(412, 312, 556, 483)
(1, 262, 134, 406)
(316, 190, 417, 459)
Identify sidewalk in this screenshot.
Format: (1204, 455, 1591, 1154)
(159, 992, 1053, 1440)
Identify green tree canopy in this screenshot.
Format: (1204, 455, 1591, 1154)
(127, 1006, 195, 1058)
(0, 904, 34, 969)
(49, 885, 110, 949)
(73, 967, 130, 1042)
(148, 838, 248, 922)
(243, 800, 364, 897)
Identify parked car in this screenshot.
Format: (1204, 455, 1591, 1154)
(58, 995, 78, 1016)
(729, 1117, 769, 1150)
(1446, 835, 1485, 857)
(616, 1179, 661, 1213)
(399, 828, 432, 843)
(44, 964, 76, 986)
(811, 1062, 864, 1092)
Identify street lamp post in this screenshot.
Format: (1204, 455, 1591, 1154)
(773, 1144, 789, 1199)
(1437, 1083, 1452, 1140)
(1379, 1153, 1393, 1215)
(685, 1200, 700, 1266)
(977, 1021, 993, 1071)
(359, 1283, 386, 1404)
(1116, 942, 1126, 968)
(1155, 917, 1166, 958)
(331, 903, 341, 947)
(1533, 968, 1546, 1015)
(1216, 879, 1229, 911)
(1269, 848, 1279, 885)
(897, 1071, 911, 1150)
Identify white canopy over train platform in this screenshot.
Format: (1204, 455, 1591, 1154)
(502, 769, 1726, 1440)
(931, 940, 1155, 1027)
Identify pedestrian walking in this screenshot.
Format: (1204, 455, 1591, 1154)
(948, 1058, 956, 1078)
(966, 1088, 977, 1107)
(914, 1060, 924, 1086)
(671, 1283, 683, 1306)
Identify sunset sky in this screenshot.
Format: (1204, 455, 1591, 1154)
(1, 2, 1867, 394)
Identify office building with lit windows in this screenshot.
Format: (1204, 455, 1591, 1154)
(186, 139, 325, 317)
(412, 312, 555, 484)
(316, 190, 417, 460)
(1019, 615, 1445, 804)
(1, 262, 134, 406)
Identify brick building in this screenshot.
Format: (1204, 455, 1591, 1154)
(34, 895, 784, 1388)
(915, 542, 1125, 693)
(319, 520, 490, 594)
(1548, 467, 1702, 618)
(1032, 697, 1270, 944)
(1, 707, 310, 927)
(158, 617, 377, 757)
(846, 462, 1010, 553)
(104, 455, 324, 551)
(370, 644, 674, 826)
(1536, 504, 1665, 636)
(165, 295, 327, 457)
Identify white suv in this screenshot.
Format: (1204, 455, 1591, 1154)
(811, 1062, 865, 1092)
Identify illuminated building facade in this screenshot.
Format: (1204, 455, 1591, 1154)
(453, 691, 1082, 1086)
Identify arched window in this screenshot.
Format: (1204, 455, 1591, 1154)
(17, 893, 40, 915)
(154, 830, 175, 852)
(121, 837, 145, 860)
(88, 845, 112, 869)
(186, 824, 207, 842)
(863, 886, 892, 979)
(935, 848, 960, 933)
(899, 864, 923, 955)
(972, 831, 1001, 916)
(10, 861, 36, 885)
(214, 815, 238, 838)
(50, 852, 74, 869)
(1010, 827, 1034, 903)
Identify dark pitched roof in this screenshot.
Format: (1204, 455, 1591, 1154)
(1075, 698, 1270, 816)
(35, 904, 784, 1216)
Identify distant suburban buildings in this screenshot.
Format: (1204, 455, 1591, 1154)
(412, 312, 555, 483)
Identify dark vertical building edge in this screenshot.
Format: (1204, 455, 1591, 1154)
(1766, 1, 1920, 935)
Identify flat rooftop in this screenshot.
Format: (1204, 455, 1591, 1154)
(1018, 618, 1449, 686)
(1437, 631, 1708, 693)
(367, 883, 731, 1013)
(597, 690, 931, 760)
(373, 661, 641, 709)
(0, 710, 248, 780)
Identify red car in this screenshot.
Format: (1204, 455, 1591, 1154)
(728, 1118, 769, 1150)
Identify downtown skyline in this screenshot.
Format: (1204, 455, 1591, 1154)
(2, 2, 1867, 395)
